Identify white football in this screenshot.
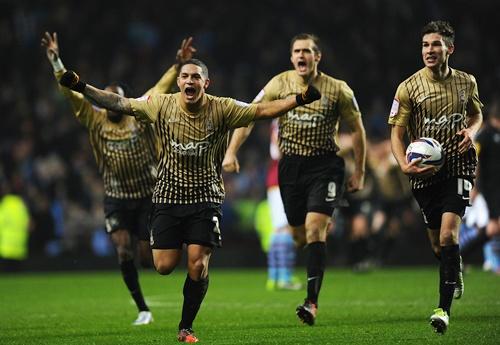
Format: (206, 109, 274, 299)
(406, 137, 444, 169)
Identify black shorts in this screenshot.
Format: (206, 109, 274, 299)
(412, 177, 473, 230)
(278, 153, 346, 227)
(149, 203, 222, 250)
(103, 196, 152, 241)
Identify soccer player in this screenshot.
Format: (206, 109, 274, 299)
(474, 99, 500, 271)
(42, 32, 196, 326)
(388, 21, 483, 334)
(223, 33, 367, 325)
(57, 59, 320, 342)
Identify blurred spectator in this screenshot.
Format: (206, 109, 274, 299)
(0, 171, 31, 272)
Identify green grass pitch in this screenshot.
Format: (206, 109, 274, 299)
(1, 268, 499, 344)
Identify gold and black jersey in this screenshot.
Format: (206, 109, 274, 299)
(254, 70, 361, 156)
(55, 65, 178, 199)
(130, 93, 258, 204)
(388, 67, 483, 189)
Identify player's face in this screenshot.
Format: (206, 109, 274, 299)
(104, 85, 124, 122)
(290, 39, 321, 77)
(421, 33, 454, 69)
(177, 64, 210, 104)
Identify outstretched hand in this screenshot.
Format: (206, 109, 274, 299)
(41, 31, 60, 62)
(296, 85, 321, 105)
(176, 37, 197, 64)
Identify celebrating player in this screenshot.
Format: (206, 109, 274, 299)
(58, 58, 320, 342)
(223, 33, 367, 325)
(388, 21, 483, 334)
(42, 32, 196, 326)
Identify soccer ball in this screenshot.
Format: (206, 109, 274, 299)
(406, 137, 444, 169)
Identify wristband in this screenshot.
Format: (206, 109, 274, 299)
(296, 93, 306, 106)
(51, 57, 65, 73)
(72, 81, 87, 93)
(59, 71, 87, 93)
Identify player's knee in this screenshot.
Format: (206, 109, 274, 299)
(351, 215, 369, 238)
(305, 217, 329, 234)
(116, 247, 134, 263)
(154, 260, 176, 275)
(440, 230, 458, 246)
(188, 258, 208, 278)
(293, 233, 307, 248)
(486, 220, 500, 237)
(305, 225, 327, 243)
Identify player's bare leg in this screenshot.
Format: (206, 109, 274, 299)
(152, 249, 183, 275)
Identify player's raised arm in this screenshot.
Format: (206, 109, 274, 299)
(146, 37, 197, 96)
(176, 37, 197, 66)
(59, 70, 133, 114)
(253, 85, 321, 120)
(225, 85, 321, 172)
(42, 32, 99, 126)
(41, 31, 63, 70)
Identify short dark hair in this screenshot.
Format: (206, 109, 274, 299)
(290, 33, 321, 54)
(422, 21, 455, 47)
(179, 58, 209, 79)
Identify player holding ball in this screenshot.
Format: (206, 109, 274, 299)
(388, 21, 483, 334)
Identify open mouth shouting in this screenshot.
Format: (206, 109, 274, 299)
(297, 60, 308, 73)
(184, 86, 197, 101)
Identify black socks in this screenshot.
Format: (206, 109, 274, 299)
(306, 241, 326, 305)
(179, 275, 209, 330)
(120, 259, 148, 311)
(438, 244, 460, 315)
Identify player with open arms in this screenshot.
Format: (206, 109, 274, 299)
(223, 33, 366, 325)
(58, 58, 320, 342)
(388, 21, 483, 334)
(42, 32, 196, 326)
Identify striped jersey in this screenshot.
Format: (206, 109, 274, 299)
(129, 93, 258, 204)
(55, 65, 178, 199)
(388, 67, 483, 189)
(254, 70, 361, 156)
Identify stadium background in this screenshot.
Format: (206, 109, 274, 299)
(1, 0, 499, 270)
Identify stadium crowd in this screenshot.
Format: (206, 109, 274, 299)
(1, 0, 499, 266)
